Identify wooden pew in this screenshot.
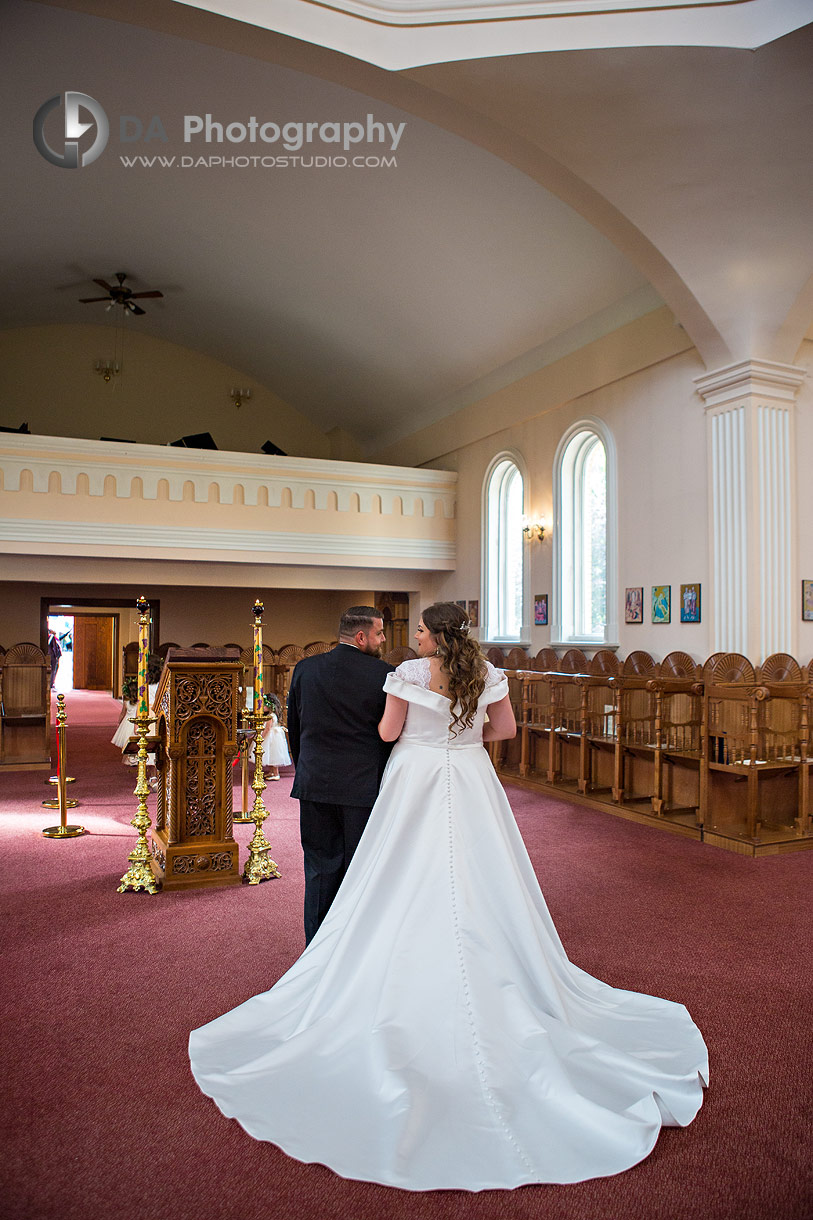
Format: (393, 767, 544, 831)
(0, 643, 51, 770)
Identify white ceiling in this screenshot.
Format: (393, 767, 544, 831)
(3, 0, 812, 455)
(172, 0, 813, 68)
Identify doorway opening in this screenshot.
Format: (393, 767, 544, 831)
(41, 598, 160, 698)
(46, 613, 116, 692)
(47, 614, 74, 691)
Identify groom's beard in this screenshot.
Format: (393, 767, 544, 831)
(360, 641, 382, 657)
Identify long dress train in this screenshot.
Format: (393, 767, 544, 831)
(189, 660, 707, 1191)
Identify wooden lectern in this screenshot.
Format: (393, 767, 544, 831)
(151, 648, 242, 890)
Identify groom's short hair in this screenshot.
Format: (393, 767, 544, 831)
(339, 606, 380, 638)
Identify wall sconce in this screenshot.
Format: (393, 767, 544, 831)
(522, 515, 546, 542)
(230, 386, 252, 409)
(94, 360, 121, 382)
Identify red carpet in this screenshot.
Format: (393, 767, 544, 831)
(48, 688, 124, 727)
(2, 692, 811, 1220)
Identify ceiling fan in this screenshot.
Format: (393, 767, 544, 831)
(79, 271, 163, 316)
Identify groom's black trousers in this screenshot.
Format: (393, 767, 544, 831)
(300, 800, 373, 944)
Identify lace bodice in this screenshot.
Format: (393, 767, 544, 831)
(393, 657, 504, 691)
(383, 659, 508, 749)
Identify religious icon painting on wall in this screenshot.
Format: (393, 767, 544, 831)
(624, 587, 643, 624)
(680, 583, 701, 623)
(534, 595, 548, 627)
(652, 586, 671, 624)
(467, 599, 479, 628)
(455, 599, 467, 610)
(803, 580, 813, 621)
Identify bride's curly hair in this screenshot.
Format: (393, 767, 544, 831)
(421, 601, 486, 735)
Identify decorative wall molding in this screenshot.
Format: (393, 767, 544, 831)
(0, 434, 457, 572)
(694, 359, 807, 411)
(0, 434, 456, 517)
(1, 519, 454, 566)
(288, 0, 734, 27)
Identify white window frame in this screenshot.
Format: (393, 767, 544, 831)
(481, 450, 529, 646)
(552, 418, 618, 647)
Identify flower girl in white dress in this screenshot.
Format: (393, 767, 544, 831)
(190, 603, 707, 1191)
(255, 693, 291, 779)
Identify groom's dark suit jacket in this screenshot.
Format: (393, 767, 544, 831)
(287, 644, 395, 805)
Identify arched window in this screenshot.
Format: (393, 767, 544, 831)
(483, 455, 525, 641)
(554, 422, 616, 643)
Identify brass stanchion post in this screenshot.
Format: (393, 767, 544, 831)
(42, 694, 85, 837)
(43, 771, 77, 808)
(242, 709, 281, 885)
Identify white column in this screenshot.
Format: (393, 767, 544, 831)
(695, 360, 805, 662)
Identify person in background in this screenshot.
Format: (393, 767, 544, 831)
(257, 693, 291, 780)
(47, 629, 61, 690)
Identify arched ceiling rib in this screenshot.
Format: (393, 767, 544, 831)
(172, 0, 813, 69)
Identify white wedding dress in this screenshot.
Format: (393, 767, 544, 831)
(189, 660, 708, 1191)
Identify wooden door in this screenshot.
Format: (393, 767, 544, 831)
(73, 615, 115, 690)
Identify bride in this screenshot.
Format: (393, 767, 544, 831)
(189, 602, 707, 1191)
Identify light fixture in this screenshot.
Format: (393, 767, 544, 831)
(230, 387, 252, 409)
(94, 359, 121, 383)
(522, 515, 546, 542)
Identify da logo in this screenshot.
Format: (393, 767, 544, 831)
(33, 92, 109, 168)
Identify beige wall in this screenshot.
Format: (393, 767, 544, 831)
(425, 330, 813, 665)
(1, 577, 437, 665)
(422, 345, 713, 664)
(0, 324, 331, 459)
(374, 307, 695, 470)
(2, 319, 809, 669)
(793, 338, 813, 661)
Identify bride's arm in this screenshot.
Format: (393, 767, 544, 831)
(482, 695, 516, 741)
(378, 693, 408, 741)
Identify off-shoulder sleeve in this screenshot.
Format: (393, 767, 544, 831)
(480, 661, 509, 705)
(383, 669, 445, 711)
(383, 661, 509, 708)
(384, 671, 412, 698)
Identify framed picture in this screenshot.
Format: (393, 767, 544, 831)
(467, 599, 479, 628)
(534, 594, 548, 627)
(803, 580, 813, 621)
(680, 583, 701, 623)
(624, 587, 643, 624)
(652, 585, 671, 624)
(455, 599, 467, 610)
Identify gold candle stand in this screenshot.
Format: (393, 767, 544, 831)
(117, 712, 161, 894)
(233, 709, 254, 824)
(42, 694, 85, 837)
(242, 710, 281, 885)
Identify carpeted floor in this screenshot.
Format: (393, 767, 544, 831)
(2, 691, 811, 1220)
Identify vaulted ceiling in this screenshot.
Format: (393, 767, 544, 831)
(3, 0, 812, 455)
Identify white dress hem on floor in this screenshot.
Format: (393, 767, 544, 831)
(190, 660, 708, 1191)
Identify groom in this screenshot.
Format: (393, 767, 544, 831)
(287, 606, 394, 943)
